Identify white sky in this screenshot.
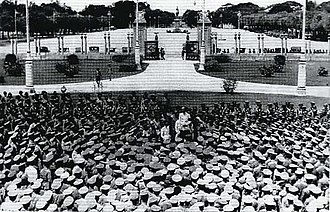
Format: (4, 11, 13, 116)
(17, 0, 327, 14)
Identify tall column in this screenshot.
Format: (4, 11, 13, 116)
(84, 34, 88, 54)
(57, 34, 61, 54)
(328, 34, 330, 55)
(134, 0, 141, 71)
(261, 34, 265, 56)
(38, 33, 41, 56)
(297, 0, 307, 96)
(238, 32, 241, 55)
(14, 0, 18, 55)
(284, 34, 288, 56)
(234, 33, 238, 54)
(61, 35, 64, 55)
(280, 35, 284, 55)
(107, 33, 111, 54)
(198, 0, 206, 71)
(80, 34, 84, 54)
(10, 34, 14, 54)
(127, 33, 131, 51)
(34, 33, 38, 55)
(25, 0, 33, 89)
(104, 33, 108, 54)
(257, 34, 261, 55)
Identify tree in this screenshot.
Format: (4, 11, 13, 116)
(182, 10, 199, 27)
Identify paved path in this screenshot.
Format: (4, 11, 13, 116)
(0, 58, 329, 98)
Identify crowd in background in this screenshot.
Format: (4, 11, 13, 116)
(0, 91, 328, 212)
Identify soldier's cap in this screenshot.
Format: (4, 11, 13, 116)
(100, 184, 111, 191)
(310, 186, 322, 195)
(47, 204, 58, 212)
(55, 167, 65, 177)
(51, 178, 62, 190)
(63, 187, 75, 196)
(31, 181, 42, 190)
(62, 196, 74, 207)
(288, 185, 299, 193)
(36, 198, 47, 210)
(223, 205, 235, 212)
(264, 196, 276, 206)
(8, 189, 18, 197)
(78, 186, 89, 195)
(114, 177, 125, 187)
(20, 195, 32, 205)
(242, 206, 256, 212)
(73, 166, 82, 174)
(73, 179, 83, 186)
(305, 174, 317, 181)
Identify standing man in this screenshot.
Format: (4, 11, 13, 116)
(160, 47, 165, 60)
(95, 68, 102, 88)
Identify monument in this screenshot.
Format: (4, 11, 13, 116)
(167, 7, 188, 33)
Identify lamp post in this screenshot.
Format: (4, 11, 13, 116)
(198, 0, 206, 71)
(14, 0, 18, 55)
(297, 0, 307, 96)
(135, 0, 141, 71)
(237, 11, 241, 30)
(108, 10, 111, 52)
(25, 0, 33, 89)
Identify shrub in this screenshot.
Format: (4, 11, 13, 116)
(112, 54, 133, 63)
(55, 54, 80, 77)
(207, 55, 231, 64)
(3, 54, 24, 76)
(223, 79, 238, 94)
(274, 55, 286, 66)
(205, 60, 221, 72)
(119, 65, 137, 72)
(318, 67, 328, 77)
(67, 54, 79, 65)
(259, 65, 275, 77)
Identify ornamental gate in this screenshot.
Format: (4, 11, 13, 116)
(185, 41, 199, 60)
(145, 41, 159, 60)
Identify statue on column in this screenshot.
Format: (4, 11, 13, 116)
(176, 7, 179, 17)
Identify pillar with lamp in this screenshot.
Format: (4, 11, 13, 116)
(25, 0, 33, 90)
(198, 0, 206, 71)
(297, 0, 307, 96)
(134, 0, 142, 71)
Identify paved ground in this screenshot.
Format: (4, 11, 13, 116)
(0, 58, 329, 98)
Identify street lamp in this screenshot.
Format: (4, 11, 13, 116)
(237, 11, 241, 29)
(135, 0, 141, 71)
(297, 0, 307, 95)
(198, 0, 206, 71)
(14, 0, 18, 55)
(25, 0, 33, 89)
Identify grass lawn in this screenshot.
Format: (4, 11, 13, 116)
(0, 59, 147, 85)
(197, 60, 329, 86)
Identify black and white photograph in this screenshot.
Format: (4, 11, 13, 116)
(0, 0, 329, 211)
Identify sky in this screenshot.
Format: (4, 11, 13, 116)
(15, 0, 327, 14)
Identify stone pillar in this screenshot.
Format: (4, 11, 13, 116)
(108, 32, 111, 53)
(104, 33, 107, 54)
(297, 55, 306, 96)
(38, 34, 41, 56)
(57, 34, 61, 54)
(10, 34, 14, 54)
(280, 35, 284, 55)
(127, 33, 131, 51)
(328, 34, 330, 55)
(238, 32, 241, 55)
(261, 34, 265, 55)
(84, 34, 87, 54)
(81, 34, 84, 54)
(284, 34, 288, 56)
(133, 15, 147, 58)
(61, 35, 64, 55)
(234, 33, 238, 54)
(197, 16, 212, 55)
(34, 33, 38, 55)
(257, 34, 261, 55)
